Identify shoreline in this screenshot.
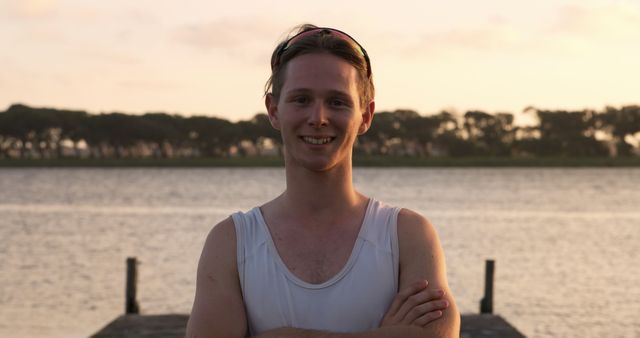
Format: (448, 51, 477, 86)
(1, 156, 640, 167)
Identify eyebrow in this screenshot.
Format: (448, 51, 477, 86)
(285, 88, 352, 99)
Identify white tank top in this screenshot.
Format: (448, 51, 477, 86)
(231, 198, 401, 335)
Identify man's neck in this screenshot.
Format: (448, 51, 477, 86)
(278, 160, 364, 226)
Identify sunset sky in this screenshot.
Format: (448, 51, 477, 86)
(1, 0, 639, 125)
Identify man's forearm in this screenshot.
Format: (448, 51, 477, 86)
(253, 325, 453, 338)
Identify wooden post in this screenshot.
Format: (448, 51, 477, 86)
(480, 259, 494, 314)
(126, 257, 140, 314)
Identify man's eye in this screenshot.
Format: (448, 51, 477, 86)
(292, 96, 309, 104)
(330, 99, 347, 107)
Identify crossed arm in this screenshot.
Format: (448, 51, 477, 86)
(186, 209, 460, 338)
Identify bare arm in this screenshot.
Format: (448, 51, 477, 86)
(395, 208, 460, 337)
(253, 209, 459, 338)
(186, 217, 248, 338)
(255, 326, 441, 338)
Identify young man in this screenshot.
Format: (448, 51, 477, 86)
(187, 25, 460, 337)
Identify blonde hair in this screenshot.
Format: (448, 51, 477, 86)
(264, 24, 374, 108)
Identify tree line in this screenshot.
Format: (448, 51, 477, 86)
(0, 103, 639, 159)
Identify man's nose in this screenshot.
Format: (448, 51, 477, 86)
(307, 102, 329, 128)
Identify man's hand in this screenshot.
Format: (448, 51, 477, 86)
(380, 280, 449, 328)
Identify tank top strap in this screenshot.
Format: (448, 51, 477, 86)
(231, 208, 269, 292)
(359, 199, 402, 281)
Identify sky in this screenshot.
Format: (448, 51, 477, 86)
(1, 0, 639, 125)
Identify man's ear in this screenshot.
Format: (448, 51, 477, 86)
(265, 93, 280, 130)
(358, 100, 375, 135)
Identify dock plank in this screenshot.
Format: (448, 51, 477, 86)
(460, 314, 525, 338)
(90, 314, 188, 338)
(90, 314, 525, 338)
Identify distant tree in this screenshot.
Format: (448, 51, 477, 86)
(250, 113, 281, 154)
(183, 115, 236, 157)
(597, 105, 640, 156)
(428, 111, 474, 157)
(85, 113, 139, 158)
(3, 104, 60, 158)
(139, 113, 185, 157)
(53, 109, 89, 157)
(531, 108, 607, 156)
(359, 111, 399, 155)
(0, 111, 12, 158)
(463, 111, 515, 156)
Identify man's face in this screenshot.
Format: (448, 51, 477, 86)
(267, 53, 371, 172)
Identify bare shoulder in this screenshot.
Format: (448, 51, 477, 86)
(397, 208, 439, 248)
(397, 208, 433, 227)
(186, 216, 247, 338)
(193, 216, 238, 281)
(196, 216, 240, 294)
(203, 216, 237, 265)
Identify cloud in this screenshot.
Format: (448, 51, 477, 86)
(402, 2, 640, 58)
(173, 18, 280, 52)
(416, 23, 522, 53)
(75, 49, 143, 66)
(117, 9, 158, 25)
(1, 1, 156, 25)
(0, 0, 58, 19)
(10, 0, 58, 18)
(117, 80, 183, 90)
(549, 2, 640, 40)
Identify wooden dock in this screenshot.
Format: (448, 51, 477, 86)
(90, 258, 525, 337)
(90, 313, 525, 338)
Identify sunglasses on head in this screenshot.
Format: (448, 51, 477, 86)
(270, 27, 372, 78)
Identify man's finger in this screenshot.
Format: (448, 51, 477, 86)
(396, 289, 446, 323)
(412, 310, 444, 327)
(404, 299, 449, 324)
(385, 280, 428, 318)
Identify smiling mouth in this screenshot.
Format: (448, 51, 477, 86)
(300, 136, 335, 145)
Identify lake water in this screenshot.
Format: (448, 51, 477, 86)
(0, 167, 638, 338)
